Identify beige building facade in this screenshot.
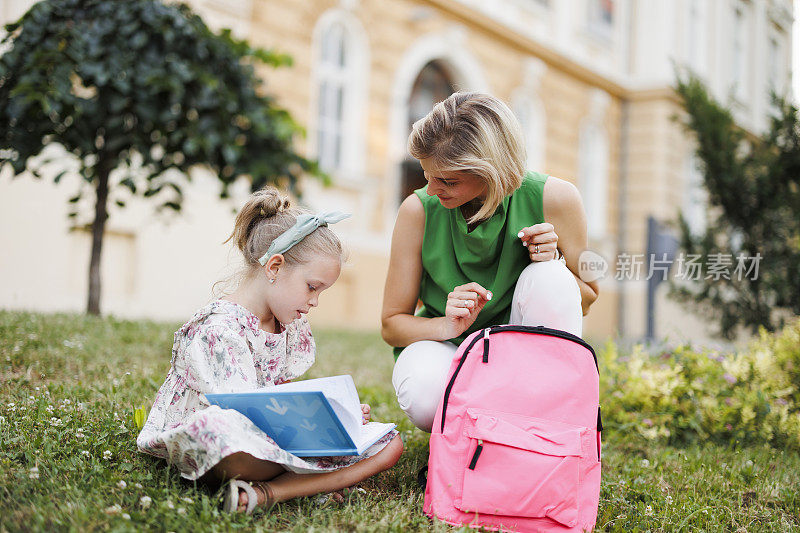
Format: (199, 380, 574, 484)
(0, 0, 794, 343)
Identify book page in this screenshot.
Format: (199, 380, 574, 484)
(353, 422, 396, 455)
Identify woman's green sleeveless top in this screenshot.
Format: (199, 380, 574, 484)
(393, 171, 548, 359)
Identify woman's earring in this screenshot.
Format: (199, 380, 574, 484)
(269, 278, 275, 284)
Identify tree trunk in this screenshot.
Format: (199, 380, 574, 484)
(87, 158, 111, 315)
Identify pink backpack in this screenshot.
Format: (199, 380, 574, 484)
(424, 325, 602, 532)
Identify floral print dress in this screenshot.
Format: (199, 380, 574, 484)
(136, 299, 397, 480)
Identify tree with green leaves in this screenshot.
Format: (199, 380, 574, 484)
(671, 73, 800, 339)
(0, 0, 321, 314)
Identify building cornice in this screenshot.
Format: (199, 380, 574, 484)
(423, 0, 681, 105)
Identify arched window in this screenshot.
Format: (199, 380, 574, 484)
(312, 12, 367, 180)
(682, 153, 707, 236)
(511, 79, 546, 172)
(400, 60, 456, 202)
(578, 123, 609, 240)
(512, 94, 545, 172)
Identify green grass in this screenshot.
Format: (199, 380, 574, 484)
(1, 310, 798, 532)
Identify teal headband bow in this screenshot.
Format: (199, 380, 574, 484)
(258, 211, 350, 265)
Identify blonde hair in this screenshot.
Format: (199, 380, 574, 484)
(407, 92, 527, 223)
(225, 186, 343, 269)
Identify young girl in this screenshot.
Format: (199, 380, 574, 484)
(137, 186, 403, 514)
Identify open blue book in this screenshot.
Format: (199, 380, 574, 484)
(205, 375, 396, 457)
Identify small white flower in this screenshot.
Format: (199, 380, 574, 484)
(181, 497, 193, 504)
(139, 495, 152, 510)
(117, 480, 127, 489)
(81, 450, 90, 457)
(641, 459, 650, 467)
(134, 483, 143, 489)
(63, 399, 71, 405)
(124, 372, 131, 376)
(35, 387, 40, 391)
(104, 504, 122, 515)
(177, 507, 186, 515)
(103, 450, 112, 460)
(666, 495, 673, 504)
(7, 402, 15, 408)
(46, 405, 54, 414)
(165, 500, 175, 509)
(28, 396, 35, 401)
(644, 505, 653, 516)
(28, 466, 39, 479)
(50, 417, 62, 427)
(121, 513, 131, 520)
(745, 460, 754, 467)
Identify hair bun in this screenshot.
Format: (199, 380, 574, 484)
(254, 187, 291, 218)
(226, 186, 292, 253)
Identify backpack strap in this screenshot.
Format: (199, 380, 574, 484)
(417, 465, 428, 489)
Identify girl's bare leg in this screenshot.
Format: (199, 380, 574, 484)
(208, 434, 404, 512)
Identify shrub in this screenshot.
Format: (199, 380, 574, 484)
(600, 319, 800, 449)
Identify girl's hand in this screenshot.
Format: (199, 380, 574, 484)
(518, 223, 559, 262)
(361, 404, 370, 424)
(441, 282, 492, 340)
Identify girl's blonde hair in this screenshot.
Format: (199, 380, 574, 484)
(407, 91, 527, 223)
(225, 186, 343, 269)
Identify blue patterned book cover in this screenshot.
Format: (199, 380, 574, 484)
(205, 375, 395, 457)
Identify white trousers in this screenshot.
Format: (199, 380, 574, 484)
(392, 260, 582, 432)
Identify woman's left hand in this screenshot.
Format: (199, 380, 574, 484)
(361, 403, 371, 424)
(518, 223, 559, 262)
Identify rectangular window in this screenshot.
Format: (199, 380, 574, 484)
(731, 4, 750, 103)
(686, 0, 705, 73)
(587, 0, 614, 40)
(316, 23, 349, 174)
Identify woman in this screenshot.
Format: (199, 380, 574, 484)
(381, 92, 599, 432)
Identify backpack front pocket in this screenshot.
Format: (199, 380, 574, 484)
(455, 408, 585, 527)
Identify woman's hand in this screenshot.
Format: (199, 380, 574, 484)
(361, 404, 370, 424)
(441, 282, 492, 340)
(518, 223, 559, 262)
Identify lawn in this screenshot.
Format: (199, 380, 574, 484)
(1, 310, 798, 532)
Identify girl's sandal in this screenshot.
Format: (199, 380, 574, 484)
(223, 479, 276, 514)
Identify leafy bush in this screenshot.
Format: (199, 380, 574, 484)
(600, 319, 800, 449)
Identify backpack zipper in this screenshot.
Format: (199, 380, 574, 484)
(439, 325, 598, 433)
(468, 439, 484, 470)
(481, 328, 490, 363)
